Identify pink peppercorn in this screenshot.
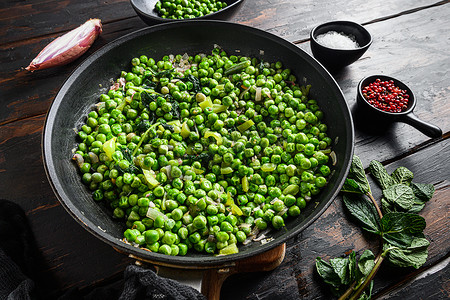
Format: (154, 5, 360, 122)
(362, 79, 410, 113)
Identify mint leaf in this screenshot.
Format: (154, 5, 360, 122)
(381, 198, 394, 214)
(391, 166, 414, 186)
(386, 238, 429, 269)
(343, 195, 381, 234)
(345, 156, 371, 194)
(369, 160, 395, 190)
(406, 196, 427, 213)
(382, 184, 415, 210)
(358, 250, 375, 277)
(381, 197, 394, 215)
(330, 257, 351, 285)
(384, 182, 434, 213)
(316, 257, 342, 287)
(411, 182, 435, 201)
(342, 178, 367, 194)
(381, 213, 426, 248)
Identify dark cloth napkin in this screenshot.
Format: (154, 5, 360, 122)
(0, 199, 205, 300)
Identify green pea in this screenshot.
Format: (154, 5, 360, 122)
(255, 218, 268, 230)
(158, 244, 172, 255)
(154, 215, 165, 228)
(220, 221, 233, 232)
(272, 215, 285, 229)
(144, 230, 160, 244)
(193, 215, 207, 229)
(216, 231, 229, 242)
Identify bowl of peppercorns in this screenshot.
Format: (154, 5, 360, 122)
(357, 75, 442, 138)
(130, 0, 245, 25)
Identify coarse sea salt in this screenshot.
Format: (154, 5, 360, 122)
(316, 31, 360, 49)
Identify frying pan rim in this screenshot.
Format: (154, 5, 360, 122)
(42, 20, 354, 266)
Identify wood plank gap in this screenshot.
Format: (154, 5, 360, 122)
(364, 132, 449, 170)
(374, 254, 450, 299)
(292, 0, 450, 45)
(362, 0, 450, 26)
(0, 112, 46, 127)
(1, 15, 140, 49)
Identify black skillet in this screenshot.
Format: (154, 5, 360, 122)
(42, 20, 354, 283)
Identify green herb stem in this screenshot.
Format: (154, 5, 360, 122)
(367, 192, 383, 219)
(348, 253, 384, 300)
(132, 122, 160, 157)
(346, 246, 396, 300)
(129, 85, 158, 94)
(338, 281, 357, 300)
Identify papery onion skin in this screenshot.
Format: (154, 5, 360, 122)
(26, 19, 102, 71)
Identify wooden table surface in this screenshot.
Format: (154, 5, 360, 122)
(1, 0, 449, 299)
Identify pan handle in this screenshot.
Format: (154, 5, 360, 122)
(155, 265, 234, 300)
(402, 112, 442, 138)
(142, 243, 286, 299)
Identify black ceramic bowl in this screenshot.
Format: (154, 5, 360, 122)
(130, 0, 245, 25)
(357, 75, 442, 138)
(310, 21, 372, 70)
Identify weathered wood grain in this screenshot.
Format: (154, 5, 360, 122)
(377, 256, 449, 299)
(0, 0, 137, 45)
(1, 0, 448, 125)
(0, 16, 147, 126)
(0, 0, 449, 298)
(221, 138, 449, 299)
(296, 3, 450, 166)
(1, 0, 444, 45)
(0, 115, 132, 295)
(235, 0, 448, 42)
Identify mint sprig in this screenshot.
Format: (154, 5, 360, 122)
(316, 156, 434, 300)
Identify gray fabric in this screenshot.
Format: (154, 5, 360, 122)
(0, 199, 205, 300)
(0, 248, 35, 300)
(119, 265, 206, 300)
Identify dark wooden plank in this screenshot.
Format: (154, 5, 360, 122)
(234, 0, 445, 42)
(221, 138, 450, 299)
(296, 3, 450, 166)
(0, 0, 449, 297)
(376, 256, 449, 299)
(0, 0, 443, 45)
(0, 115, 132, 295)
(1, 1, 447, 125)
(0, 0, 138, 45)
(0, 16, 147, 126)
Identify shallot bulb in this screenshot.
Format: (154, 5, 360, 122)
(26, 19, 102, 71)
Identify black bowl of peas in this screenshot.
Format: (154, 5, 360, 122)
(43, 20, 354, 269)
(130, 0, 245, 25)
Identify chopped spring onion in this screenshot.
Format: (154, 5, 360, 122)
(198, 97, 213, 110)
(212, 104, 228, 113)
(330, 151, 337, 166)
(218, 243, 239, 255)
(283, 184, 300, 195)
(255, 87, 262, 101)
(242, 176, 249, 192)
(237, 119, 255, 133)
(181, 121, 190, 138)
(143, 169, 160, 188)
(146, 207, 166, 220)
(261, 163, 276, 172)
(204, 131, 223, 145)
(102, 137, 116, 160)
